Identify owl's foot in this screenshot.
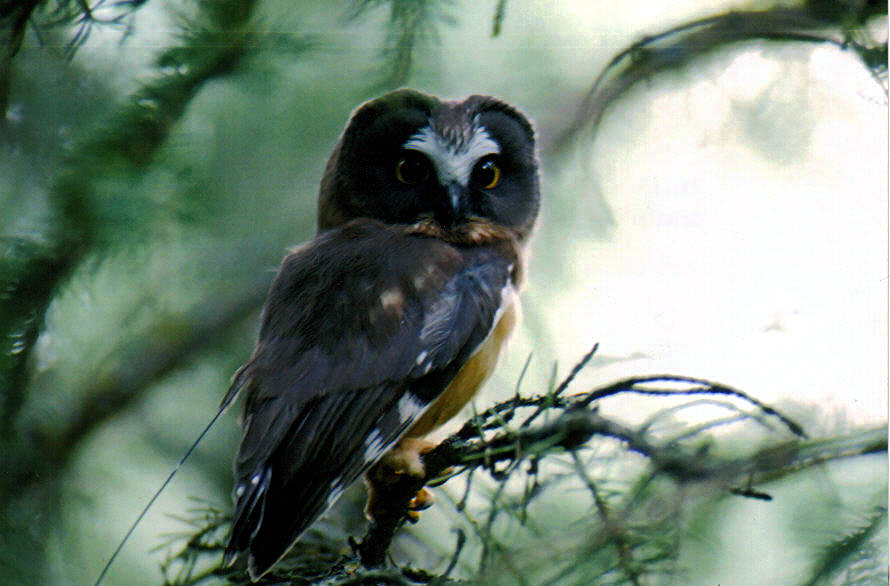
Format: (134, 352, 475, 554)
(364, 438, 437, 523)
(378, 437, 436, 478)
(405, 487, 434, 523)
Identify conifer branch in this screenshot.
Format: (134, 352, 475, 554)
(161, 348, 886, 585)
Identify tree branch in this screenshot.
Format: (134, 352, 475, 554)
(550, 6, 887, 152)
(348, 373, 876, 574)
(165, 369, 885, 585)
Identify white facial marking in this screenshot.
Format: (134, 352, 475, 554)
(235, 485, 245, 497)
(403, 125, 500, 186)
(415, 350, 428, 366)
(250, 473, 261, 486)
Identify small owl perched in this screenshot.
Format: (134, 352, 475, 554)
(223, 89, 540, 580)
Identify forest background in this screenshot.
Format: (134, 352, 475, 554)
(0, 1, 887, 584)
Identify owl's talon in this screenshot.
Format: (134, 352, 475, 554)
(408, 487, 434, 511)
(405, 488, 433, 523)
(377, 437, 437, 480)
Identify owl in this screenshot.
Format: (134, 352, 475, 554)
(223, 89, 540, 579)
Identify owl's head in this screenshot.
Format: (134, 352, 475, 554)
(318, 89, 540, 240)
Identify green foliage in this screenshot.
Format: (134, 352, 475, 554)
(349, 0, 457, 89)
(803, 506, 888, 586)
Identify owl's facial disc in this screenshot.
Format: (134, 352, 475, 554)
(402, 124, 500, 190)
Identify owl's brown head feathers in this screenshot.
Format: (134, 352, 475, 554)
(318, 89, 540, 241)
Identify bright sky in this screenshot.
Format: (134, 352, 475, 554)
(539, 29, 888, 426)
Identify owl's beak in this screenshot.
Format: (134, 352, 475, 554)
(443, 181, 469, 224)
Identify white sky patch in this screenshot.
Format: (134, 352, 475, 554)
(403, 125, 500, 186)
(537, 44, 887, 426)
(716, 49, 780, 102)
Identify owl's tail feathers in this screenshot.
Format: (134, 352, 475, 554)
(223, 466, 271, 568)
(223, 464, 339, 582)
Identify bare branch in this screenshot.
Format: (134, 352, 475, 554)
(550, 7, 887, 152)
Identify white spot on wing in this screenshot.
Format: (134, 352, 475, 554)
(403, 125, 500, 186)
(420, 289, 458, 344)
(415, 350, 433, 374)
(325, 480, 345, 508)
(491, 282, 518, 329)
(364, 428, 386, 463)
(413, 263, 438, 290)
(397, 391, 425, 423)
(379, 287, 405, 311)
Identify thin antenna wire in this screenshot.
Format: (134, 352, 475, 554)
(93, 404, 229, 585)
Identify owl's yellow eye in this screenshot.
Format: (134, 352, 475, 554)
(396, 151, 432, 184)
(473, 158, 501, 189)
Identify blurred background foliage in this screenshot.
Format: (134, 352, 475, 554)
(0, 0, 887, 584)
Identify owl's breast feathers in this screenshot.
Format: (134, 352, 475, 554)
(224, 218, 523, 578)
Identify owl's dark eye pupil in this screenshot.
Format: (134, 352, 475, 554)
(472, 157, 501, 189)
(396, 152, 431, 185)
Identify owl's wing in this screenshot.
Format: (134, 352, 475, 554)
(223, 220, 517, 579)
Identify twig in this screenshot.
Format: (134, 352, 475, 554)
(519, 342, 598, 430)
(572, 375, 806, 438)
(160, 346, 885, 584)
(571, 450, 641, 586)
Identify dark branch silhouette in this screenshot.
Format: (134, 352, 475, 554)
(549, 6, 887, 152)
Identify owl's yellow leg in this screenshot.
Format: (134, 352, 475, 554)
(364, 438, 437, 523)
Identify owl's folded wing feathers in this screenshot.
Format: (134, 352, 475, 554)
(224, 219, 517, 579)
